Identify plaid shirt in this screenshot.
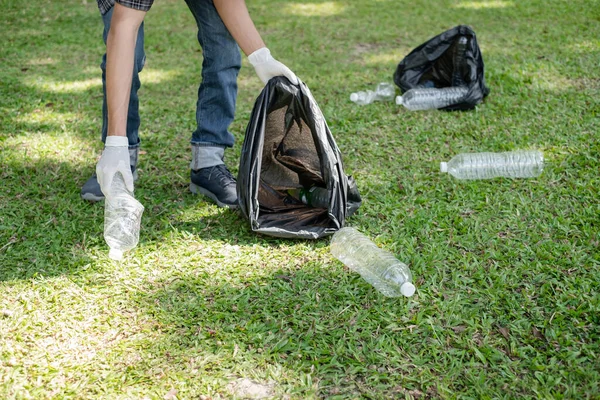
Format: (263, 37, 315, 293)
(97, 0, 154, 15)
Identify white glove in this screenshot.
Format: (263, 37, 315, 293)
(96, 136, 134, 196)
(248, 47, 299, 85)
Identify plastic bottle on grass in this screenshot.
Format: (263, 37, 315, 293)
(330, 227, 416, 298)
(350, 82, 396, 105)
(288, 186, 329, 208)
(395, 86, 468, 111)
(440, 150, 544, 180)
(104, 172, 144, 260)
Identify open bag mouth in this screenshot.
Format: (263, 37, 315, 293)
(237, 77, 362, 239)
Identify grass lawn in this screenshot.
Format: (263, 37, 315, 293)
(1, 0, 599, 398)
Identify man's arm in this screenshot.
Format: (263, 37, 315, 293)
(105, 3, 147, 137)
(97, 3, 147, 194)
(212, 0, 265, 56)
(213, 0, 298, 85)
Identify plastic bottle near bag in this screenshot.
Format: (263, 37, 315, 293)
(288, 186, 329, 208)
(452, 36, 468, 86)
(350, 82, 396, 105)
(395, 86, 469, 111)
(330, 227, 416, 298)
(440, 150, 544, 180)
(104, 172, 144, 260)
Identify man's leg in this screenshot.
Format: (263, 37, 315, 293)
(184, 0, 241, 208)
(81, 5, 146, 202)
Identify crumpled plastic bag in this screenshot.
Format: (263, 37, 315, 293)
(393, 25, 490, 111)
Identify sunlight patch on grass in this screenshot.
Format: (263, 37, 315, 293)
(83, 66, 100, 74)
(23, 76, 102, 93)
(175, 204, 229, 224)
(141, 68, 183, 84)
(22, 69, 182, 93)
(125, 233, 323, 284)
(15, 109, 78, 128)
(568, 40, 600, 53)
(453, 1, 514, 9)
(523, 63, 581, 90)
(362, 51, 406, 66)
(285, 2, 346, 17)
(27, 57, 57, 66)
(2, 280, 130, 364)
(4, 132, 90, 164)
(0, 279, 155, 397)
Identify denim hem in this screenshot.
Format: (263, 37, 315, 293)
(190, 145, 226, 170)
(190, 142, 227, 149)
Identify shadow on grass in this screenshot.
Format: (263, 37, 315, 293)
(0, 155, 103, 281)
(0, 149, 332, 282)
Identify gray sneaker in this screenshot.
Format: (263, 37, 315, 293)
(80, 167, 138, 202)
(190, 164, 238, 209)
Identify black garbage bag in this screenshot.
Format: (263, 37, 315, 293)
(393, 25, 490, 111)
(237, 77, 362, 239)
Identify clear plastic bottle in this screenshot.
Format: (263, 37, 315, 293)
(330, 227, 416, 298)
(452, 36, 468, 86)
(350, 82, 396, 105)
(440, 150, 544, 180)
(288, 186, 329, 208)
(104, 172, 144, 260)
(395, 86, 468, 111)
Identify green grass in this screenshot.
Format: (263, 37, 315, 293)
(1, 0, 599, 398)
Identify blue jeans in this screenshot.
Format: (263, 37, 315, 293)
(100, 0, 241, 152)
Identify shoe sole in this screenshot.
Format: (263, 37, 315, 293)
(190, 183, 238, 209)
(81, 192, 105, 202)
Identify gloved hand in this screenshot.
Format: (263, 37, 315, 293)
(248, 47, 299, 85)
(96, 136, 134, 196)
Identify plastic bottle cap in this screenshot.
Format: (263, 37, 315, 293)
(350, 93, 358, 102)
(395, 95, 403, 105)
(440, 162, 448, 173)
(400, 282, 416, 297)
(108, 248, 124, 261)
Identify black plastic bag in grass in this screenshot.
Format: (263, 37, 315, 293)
(393, 25, 490, 111)
(237, 77, 362, 239)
